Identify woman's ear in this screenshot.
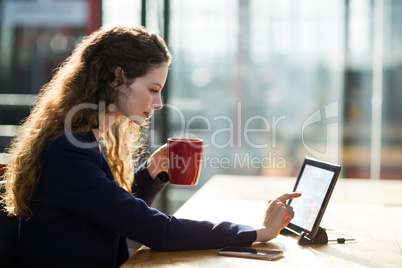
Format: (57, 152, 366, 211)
(110, 67, 124, 89)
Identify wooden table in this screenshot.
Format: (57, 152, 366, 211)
(122, 176, 402, 268)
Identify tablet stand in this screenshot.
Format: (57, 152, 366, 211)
(280, 226, 328, 245)
(297, 226, 328, 245)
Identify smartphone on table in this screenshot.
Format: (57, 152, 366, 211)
(218, 246, 284, 260)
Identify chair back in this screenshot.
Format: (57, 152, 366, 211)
(0, 178, 19, 268)
(0, 163, 5, 178)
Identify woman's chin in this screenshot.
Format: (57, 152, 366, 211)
(126, 114, 146, 126)
(132, 120, 143, 126)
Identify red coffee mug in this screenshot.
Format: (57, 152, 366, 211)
(167, 138, 203, 185)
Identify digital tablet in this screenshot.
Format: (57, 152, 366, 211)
(284, 157, 341, 240)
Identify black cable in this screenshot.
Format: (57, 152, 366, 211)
(328, 237, 356, 244)
(326, 229, 356, 244)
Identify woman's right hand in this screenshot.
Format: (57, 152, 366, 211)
(255, 192, 302, 242)
(146, 144, 169, 179)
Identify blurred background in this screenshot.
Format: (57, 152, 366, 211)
(0, 0, 401, 214)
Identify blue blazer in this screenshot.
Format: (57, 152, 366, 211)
(18, 132, 256, 267)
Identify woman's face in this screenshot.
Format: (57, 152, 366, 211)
(115, 64, 168, 125)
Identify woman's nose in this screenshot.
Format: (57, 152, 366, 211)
(153, 94, 163, 110)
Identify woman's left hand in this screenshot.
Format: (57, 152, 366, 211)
(255, 192, 302, 242)
(146, 144, 169, 179)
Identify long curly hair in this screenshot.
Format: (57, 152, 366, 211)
(2, 26, 172, 219)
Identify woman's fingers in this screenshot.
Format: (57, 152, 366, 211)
(264, 199, 294, 227)
(259, 193, 302, 241)
(276, 192, 302, 204)
(147, 144, 169, 178)
(263, 193, 300, 231)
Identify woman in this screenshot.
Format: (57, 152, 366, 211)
(2, 26, 300, 267)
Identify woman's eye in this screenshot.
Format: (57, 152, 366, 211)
(150, 89, 159, 94)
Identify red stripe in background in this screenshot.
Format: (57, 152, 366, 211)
(87, 0, 102, 35)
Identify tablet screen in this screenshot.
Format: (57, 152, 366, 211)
(285, 157, 341, 240)
(289, 165, 334, 232)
